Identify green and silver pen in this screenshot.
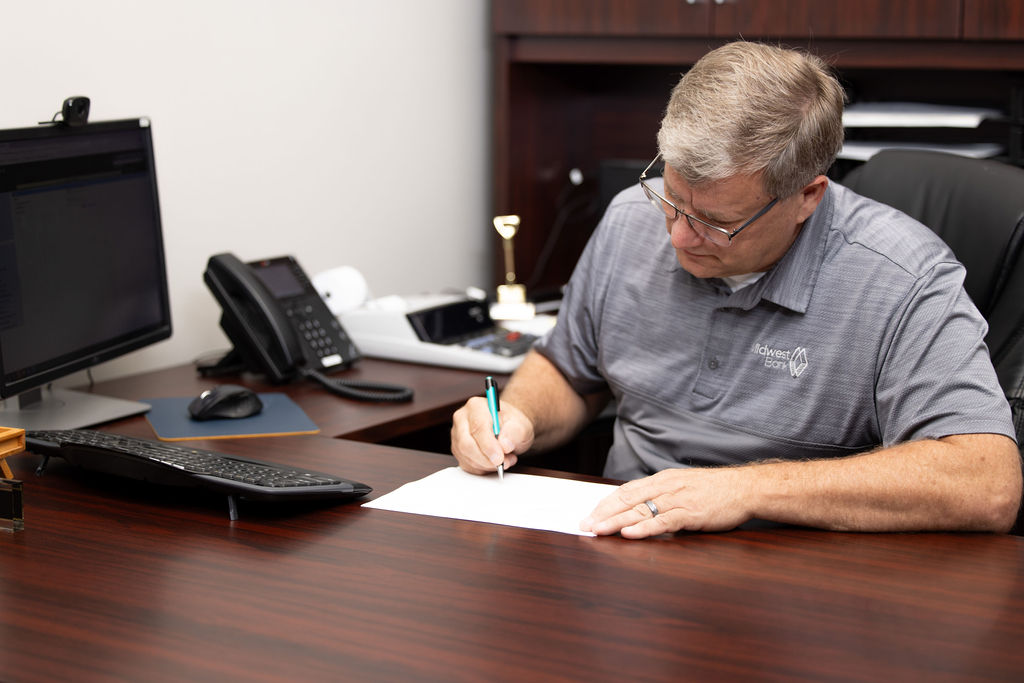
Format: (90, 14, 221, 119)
(484, 376, 503, 480)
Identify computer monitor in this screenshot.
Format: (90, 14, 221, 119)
(0, 118, 172, 430)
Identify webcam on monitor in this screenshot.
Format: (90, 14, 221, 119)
(38, 95, 91, 127)
(60, 96, 91, 126)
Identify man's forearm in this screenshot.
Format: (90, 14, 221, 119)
(743, 433, 1022, 532)
(584, 432, 1021, 538)
(501, 350, 609, 452)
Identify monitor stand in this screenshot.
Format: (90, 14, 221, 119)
(0, 387, 151, 431)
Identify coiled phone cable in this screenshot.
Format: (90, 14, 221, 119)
(302, 368, 414, 403)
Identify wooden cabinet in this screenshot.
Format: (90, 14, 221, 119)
(492, 0, 1024, 291)
(492, 0, 711, 36)
(493, 0, 1024, 41)
(712, 0, 961, 39)
(964, 0, 1024, 39)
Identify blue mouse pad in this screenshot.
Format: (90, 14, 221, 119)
(143, 393, 320, 441)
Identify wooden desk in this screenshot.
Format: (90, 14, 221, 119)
(3, 362, 1024, 679)
(81, 359, 491, 444)
(2, 433, 1024, 681)
(83, 359, 607, 472)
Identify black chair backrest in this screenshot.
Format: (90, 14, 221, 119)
(843, 150, 1024, 533)
(842, 150, 1024, 403)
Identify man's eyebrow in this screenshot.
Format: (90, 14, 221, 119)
(664, 180, 732, 224)
(695, 205, 731, 224)
(663, 182, 685, 204)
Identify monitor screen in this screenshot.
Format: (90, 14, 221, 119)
(0, 118, 171, 430)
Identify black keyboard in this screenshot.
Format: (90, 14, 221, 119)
(26, 429, 371, 519)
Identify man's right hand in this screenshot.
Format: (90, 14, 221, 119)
(450, 395, 535, 475)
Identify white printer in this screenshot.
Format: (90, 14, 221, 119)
(337, 294, 554, 373)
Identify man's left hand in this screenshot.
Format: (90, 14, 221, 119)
(580, 467, 753, 538)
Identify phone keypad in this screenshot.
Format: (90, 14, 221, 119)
(298, 318, 337, 355)
(285, 299, 356, 368)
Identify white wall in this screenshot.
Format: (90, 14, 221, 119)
(0, 0, 490, 382)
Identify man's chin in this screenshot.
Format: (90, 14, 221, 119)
(676, 251, 723, 278)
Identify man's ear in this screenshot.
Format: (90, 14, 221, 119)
(795, 176, 829, 223)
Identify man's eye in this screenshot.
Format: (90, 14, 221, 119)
(705, 215, 737, 228)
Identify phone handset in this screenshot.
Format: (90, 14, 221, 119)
(204, 252, 304, 383)
(202, 252, 413, 402)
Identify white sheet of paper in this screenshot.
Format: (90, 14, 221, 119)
(842, 102, 1002, 128)
(839, 140, 1004, 161)
(362, 467, 619, 536)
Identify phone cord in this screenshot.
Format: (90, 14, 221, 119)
(303, 368, 414, 403)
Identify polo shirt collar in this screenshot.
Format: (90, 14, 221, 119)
(727, 182, 835, 313)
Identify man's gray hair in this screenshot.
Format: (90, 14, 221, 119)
(657, 41, 846, 199)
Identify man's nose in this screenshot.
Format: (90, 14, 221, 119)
(669, 215, 702, 249)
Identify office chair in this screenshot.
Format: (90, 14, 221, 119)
(842, 149, 1024, 532)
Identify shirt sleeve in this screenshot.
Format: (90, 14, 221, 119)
(875, 260, 1016, 445)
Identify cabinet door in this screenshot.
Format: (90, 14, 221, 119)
(964, 0, 1024, 39)
(492, 0, 710, 37)
(712, 0, 960, 39)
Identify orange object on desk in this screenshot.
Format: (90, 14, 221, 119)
(0, 426, 26, 479)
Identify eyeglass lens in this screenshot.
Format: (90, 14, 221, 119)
(641, 181, 731, 245)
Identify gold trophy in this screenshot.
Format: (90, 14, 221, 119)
(491, 215, 535, 320)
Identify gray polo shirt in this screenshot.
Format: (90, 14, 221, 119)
(535, 180, 1016, 481)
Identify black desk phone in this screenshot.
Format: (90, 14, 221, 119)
(202, 252, 412, 402)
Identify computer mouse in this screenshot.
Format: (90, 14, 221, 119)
(188, 384, 263, 421)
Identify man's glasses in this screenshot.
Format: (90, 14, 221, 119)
(639, 154, 778, 246)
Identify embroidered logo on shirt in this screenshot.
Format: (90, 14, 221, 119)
(752, 343, 809, 378)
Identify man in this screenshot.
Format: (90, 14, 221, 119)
(451, 41, 1022, 537)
